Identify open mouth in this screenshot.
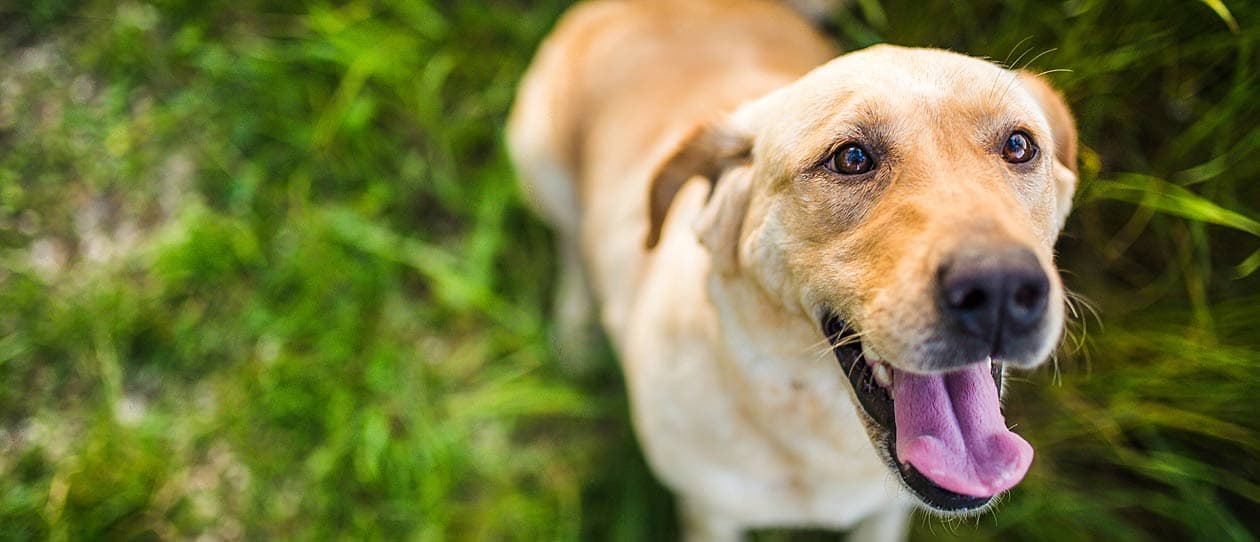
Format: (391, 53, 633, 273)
(821, 313, 1033, 512)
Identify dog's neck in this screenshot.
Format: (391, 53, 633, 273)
(703, 267, 891, 485)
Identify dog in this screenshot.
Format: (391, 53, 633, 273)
(507, 1, 1078, 540)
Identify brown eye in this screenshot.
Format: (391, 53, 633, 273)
(825, 143, 875, 175)
(1002, 131, 1037, 164)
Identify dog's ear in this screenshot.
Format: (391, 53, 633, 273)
(645, 123, 752, 249)
(694, 166, 754, 275)
(1018, 71, 1079, 231)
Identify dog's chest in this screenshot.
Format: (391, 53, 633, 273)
(606, 191, 904, 526)
(631, 339, 901, 526)
(621, 258, 901, 526)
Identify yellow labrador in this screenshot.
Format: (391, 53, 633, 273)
(508, 1, 1077, 540)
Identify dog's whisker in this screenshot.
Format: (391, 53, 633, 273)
(995, 48, 1059, 104)
(830, 332, 868, 349)
(829, 328, 870, 348)
(1005, 36, 1034, 67)
(1036, 68, 1074, 77)
(1065, 298, 1081, 320)
(986, 497, 1003, 523)
(1060, 290, 1101, 364)
(846, 350, 867, 381)
(1066, 289, 1102, 328)
(803, 325, 868, 356)
(995, 72, 1026, 105)
(992, 36, 1035, 95)
(805, 336, 835, 355)
(808, 326, 874, 362)
(1052, 350, 1062, 386)
(991, 69, 1025, 106)
(1018, 47, 1059, 72)
(1063, 289, 1081, 316)
(1007, 44, 1036, 73)
(994, 48, 1061, 104)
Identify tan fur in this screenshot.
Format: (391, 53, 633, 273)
(508, 1, 1077, 540)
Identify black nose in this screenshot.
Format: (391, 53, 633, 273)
(937, 246, 1049, 344)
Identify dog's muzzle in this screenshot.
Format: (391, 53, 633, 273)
(821, 312, 1033, 513)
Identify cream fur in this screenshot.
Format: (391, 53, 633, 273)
(507, 1, 1077, 540)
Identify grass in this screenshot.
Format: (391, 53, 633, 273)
(0, 0, 1256, 540)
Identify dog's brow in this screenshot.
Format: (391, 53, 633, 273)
(806, 102, 898, 156)
(793, 121, 895, 173)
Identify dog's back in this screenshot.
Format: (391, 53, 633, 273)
(507, 0, 835, 342)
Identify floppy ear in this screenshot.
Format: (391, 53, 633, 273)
(645, 123, 752, 249)
(694, 166, 754, 275)
(1018, 71, 1079, 231)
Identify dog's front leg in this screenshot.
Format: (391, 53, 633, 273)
(551, 239, 599, 374)
(680, 499, 741, 542)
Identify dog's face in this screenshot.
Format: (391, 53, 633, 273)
(648, 45, 1078, 513)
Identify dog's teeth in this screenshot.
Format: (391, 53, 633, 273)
(872, 362, 893, 389)
(862, 343, 883, 364)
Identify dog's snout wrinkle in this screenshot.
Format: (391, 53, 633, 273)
(937, 245, 1049, 356)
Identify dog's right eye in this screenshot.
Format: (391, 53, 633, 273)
(825, 144, 875, 175)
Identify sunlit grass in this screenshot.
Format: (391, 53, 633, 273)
(0, 1, 1256, 540)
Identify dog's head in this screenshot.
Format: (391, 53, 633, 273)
(646, 46, 1078, 513)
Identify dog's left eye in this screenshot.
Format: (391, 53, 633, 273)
(1002, 131, 1038, 164)
(825, 143, 875, 175)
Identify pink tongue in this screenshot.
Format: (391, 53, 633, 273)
(892, 362, 1033, 497)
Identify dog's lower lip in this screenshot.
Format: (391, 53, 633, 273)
(820, 312, 1003, 512)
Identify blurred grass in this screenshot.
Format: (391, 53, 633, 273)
(0, 0, 1257, 540)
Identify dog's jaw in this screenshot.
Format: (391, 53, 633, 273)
(821, 312, 1029, 513)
